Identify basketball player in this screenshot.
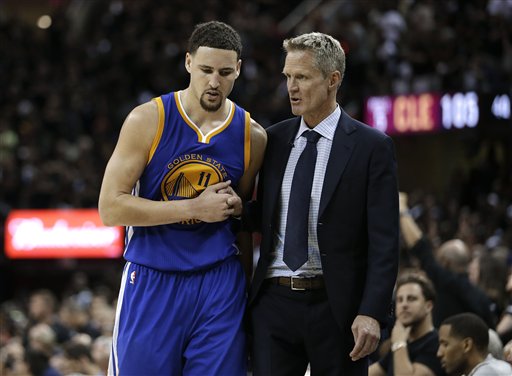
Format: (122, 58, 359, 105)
(98, 21, 266, 376)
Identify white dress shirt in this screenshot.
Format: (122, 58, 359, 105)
(267, 105, 341, 277)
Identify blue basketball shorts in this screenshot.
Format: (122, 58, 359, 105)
(108, 256, 247, 376)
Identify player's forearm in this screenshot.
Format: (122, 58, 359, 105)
(99, 193, 197, 227)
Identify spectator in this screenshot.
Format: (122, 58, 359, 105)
(91, 335, 112, 375)
(437, 313, 512, 375)
(489, 329, 505, 360)
(399, 192, 496, 328)
(27, 323, 57, 358)
(25, 347, 61, 376)
(60, 340, 101, 376)
(497, 273, 512, 344)
(0, 339, 30, 376)
(27, 290, 71, 344)
(58, 297, 101, 340)
(504, 339, 512, 365)
(369, 272, 445, 376)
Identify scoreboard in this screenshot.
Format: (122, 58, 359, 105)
(364, 92, 511, 135)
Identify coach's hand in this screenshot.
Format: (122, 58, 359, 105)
(350, 315, 380, 361)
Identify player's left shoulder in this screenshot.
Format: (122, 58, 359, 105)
(249, 118, 267, 146)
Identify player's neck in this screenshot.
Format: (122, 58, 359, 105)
(180, 89, 231, 129)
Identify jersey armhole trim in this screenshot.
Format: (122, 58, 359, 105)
(148, 97, 165, 165)
(244, 111, 251, 172)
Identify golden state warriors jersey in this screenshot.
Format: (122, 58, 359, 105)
(123, 91, 251, 271)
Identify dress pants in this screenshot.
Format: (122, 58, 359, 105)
(250, 282, 368, 376)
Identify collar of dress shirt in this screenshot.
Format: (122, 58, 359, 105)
(295, 104, 341, 142)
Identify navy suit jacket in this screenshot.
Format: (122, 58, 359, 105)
(249, 109, 400, 332)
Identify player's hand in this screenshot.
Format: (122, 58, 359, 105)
(349, 315, 380, 361)
(218, 185, 243, 217)
(194, 181, 235, 222)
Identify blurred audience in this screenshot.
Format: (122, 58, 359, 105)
(399, 192, 496, 328)
(1, 281, 115, 375)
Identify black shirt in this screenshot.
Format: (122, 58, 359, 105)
(379, 330, 446, 376)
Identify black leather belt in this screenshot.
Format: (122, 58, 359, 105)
(266, 276, 325, 291)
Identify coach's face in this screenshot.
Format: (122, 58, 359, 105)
(283, 50, 337, 127)
(186, 46, 241, 112)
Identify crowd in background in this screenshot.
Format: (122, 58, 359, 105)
(1, 0, 512, 374)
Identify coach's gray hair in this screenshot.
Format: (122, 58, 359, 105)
(283, 32, 345, 81)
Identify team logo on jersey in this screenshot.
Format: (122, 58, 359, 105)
(161, 154, 228, 225)
(130, 270, 136, 285)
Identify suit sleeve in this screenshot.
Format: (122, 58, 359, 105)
(359, 136, 399, 325)
(242, 174, 263, 232)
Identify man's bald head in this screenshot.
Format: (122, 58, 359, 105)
(436, 239, 470, 274)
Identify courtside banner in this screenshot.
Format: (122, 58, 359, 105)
(5, 209, 124, 259)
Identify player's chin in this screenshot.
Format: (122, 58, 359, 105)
(200, 98, 222, 112)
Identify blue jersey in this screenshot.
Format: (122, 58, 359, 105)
(123, 91, 251, 271)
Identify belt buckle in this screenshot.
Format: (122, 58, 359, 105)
(290, 277, 306, 291)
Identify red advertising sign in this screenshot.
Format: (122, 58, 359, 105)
(364, 93, 442, 135)
(5, 209, 124, 259)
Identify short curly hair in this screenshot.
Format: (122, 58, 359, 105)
(188, 21, 242, 59)
(441, 313, 489, 353)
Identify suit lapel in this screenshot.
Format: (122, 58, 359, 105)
(263, 119, 300, 221)
(319, 110, 356, 217)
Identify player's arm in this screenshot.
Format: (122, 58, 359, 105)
(98, 101, 235, 227)
(237, 119, 267, 202)
(235, 119, 267, 282)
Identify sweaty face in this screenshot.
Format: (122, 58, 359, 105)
(186, 46, 240, 112)
(437, 325, 467, 375)
(395, 283, 432, 328)
(282, 50, 333, 126)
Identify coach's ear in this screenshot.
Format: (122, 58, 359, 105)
(185, 52, 192, 73)
(329, 70, 342, 90)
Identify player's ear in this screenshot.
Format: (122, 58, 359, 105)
(235, 59, 242, 79)
(185, 53, 192, 73)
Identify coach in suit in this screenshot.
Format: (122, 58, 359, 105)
(249, 32, 399, 376)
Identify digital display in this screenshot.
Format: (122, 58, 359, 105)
(4, 209, 124, 259)
(364, 92, 511, 135)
